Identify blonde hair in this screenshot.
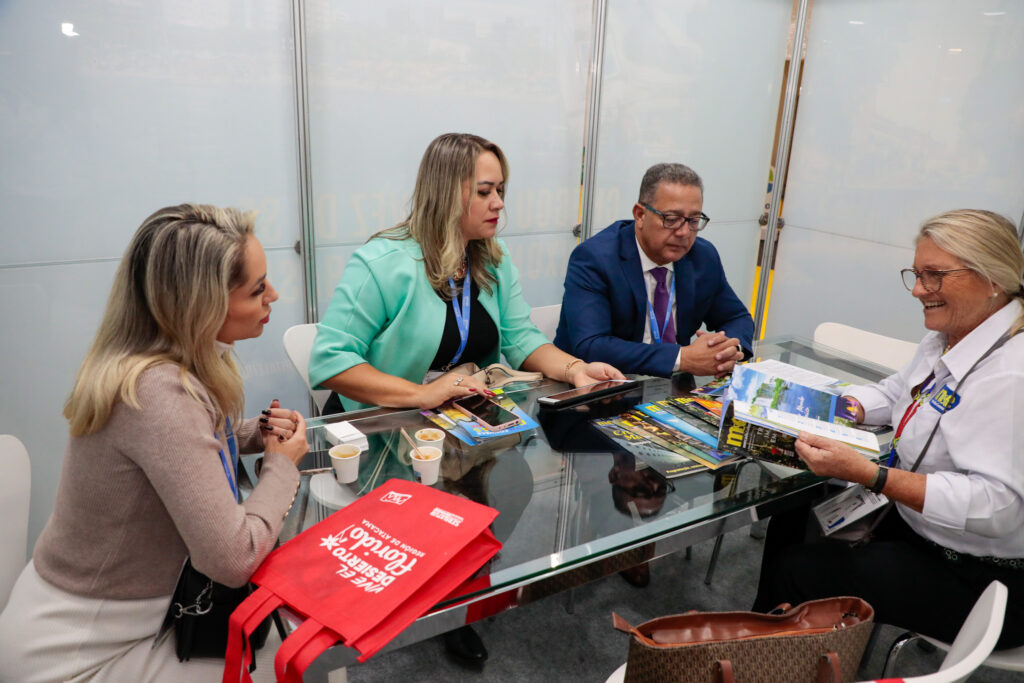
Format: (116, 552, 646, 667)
(376, 133, 507, 296)
(918, 209, 1024, 334)
(64, 204, 255, 436)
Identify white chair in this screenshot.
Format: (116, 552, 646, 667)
(0, 434, 31, 611)
(813, 322, 919, 372)
(874, 580, 1014, 683)
(530, 304, 562, 341)
(283, 323, 332, 414)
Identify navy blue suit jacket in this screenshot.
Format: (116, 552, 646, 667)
(553, 220, 754, 377)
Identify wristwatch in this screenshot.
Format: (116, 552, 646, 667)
(868, 465, 889, 494)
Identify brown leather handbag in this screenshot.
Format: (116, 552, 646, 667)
(612, 597, 874, 683)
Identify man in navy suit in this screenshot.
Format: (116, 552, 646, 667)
(554, 163, 753, 378)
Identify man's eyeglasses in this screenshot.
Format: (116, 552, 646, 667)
(641, 203, 710, 232)
(900, 267, 972, 293)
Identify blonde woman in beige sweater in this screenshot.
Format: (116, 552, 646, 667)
(0, 204, 307, 682)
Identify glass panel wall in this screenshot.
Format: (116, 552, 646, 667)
(765, 0, 1024, 342)
(590, 0, 794, 318)
(305, 0, 595, 314)
(0, 1, 306, 545)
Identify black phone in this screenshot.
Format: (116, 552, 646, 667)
(452, 395, 522, 431)
(537, 379, 640, 408)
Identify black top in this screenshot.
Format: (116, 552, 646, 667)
(429, 279, 499, 371)
(323, 279, 500, 415)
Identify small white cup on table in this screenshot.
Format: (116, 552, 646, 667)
(410, 446, 442, 486)
(328, 444, 361, 484)
(414, 427, 446, 451)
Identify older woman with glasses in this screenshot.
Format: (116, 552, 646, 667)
(754, 209, 1024, 650)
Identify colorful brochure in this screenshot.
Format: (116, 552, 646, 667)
(717, 400, 880, 470)
(421, 391, 537, 446)
(726, 361, 859, 425)
(591, 417, 706, 479)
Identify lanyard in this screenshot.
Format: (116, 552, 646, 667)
(446, 259, 472, 368)
(888, 372, 935, 466)
(646, 280, 675, 344)
(217, 417, 238, 500)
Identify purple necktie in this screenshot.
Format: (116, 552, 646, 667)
(651, 266, 676, 344)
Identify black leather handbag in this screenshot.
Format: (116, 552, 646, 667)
(167, 557, 275, 662)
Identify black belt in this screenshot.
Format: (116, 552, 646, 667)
(924, 538, 1024, 571)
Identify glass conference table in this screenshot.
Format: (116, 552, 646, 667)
(254, 336, 895, 680)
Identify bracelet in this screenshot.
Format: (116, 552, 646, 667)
(563, 359, 584, 382)
(868, 465, 889, 494)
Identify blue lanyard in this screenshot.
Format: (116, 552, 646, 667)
(646, 280, 675, 344)
(446, 259, 472, 368)
(217, 417, 238, 500)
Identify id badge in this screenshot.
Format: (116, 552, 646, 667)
(812, 484, 889, 536)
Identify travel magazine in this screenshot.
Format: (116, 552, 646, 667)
(717, 399, 881, 470)
(591, 417, 706, 478)
(726, 361, 860, 425)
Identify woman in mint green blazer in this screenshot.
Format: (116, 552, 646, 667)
(309, 133, 623, 414)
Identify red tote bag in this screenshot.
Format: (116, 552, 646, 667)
(222, 479, 501, 683)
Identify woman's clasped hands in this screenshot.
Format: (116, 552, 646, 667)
(260, 398, 308, 464)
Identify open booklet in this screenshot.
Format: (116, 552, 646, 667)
(726, 360, 860, 425)
(716, 360, 882, 470)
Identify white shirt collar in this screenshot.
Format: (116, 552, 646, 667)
(215, 339, 234, 356)
(634, 235, 669, 274)
(939, 299, 1022, 380)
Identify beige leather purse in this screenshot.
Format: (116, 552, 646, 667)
(447, 362, 543, 389)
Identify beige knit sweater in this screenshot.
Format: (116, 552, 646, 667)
(33, 363, 300, 599)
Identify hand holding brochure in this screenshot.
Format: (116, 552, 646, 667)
(718, 400, 880, 469)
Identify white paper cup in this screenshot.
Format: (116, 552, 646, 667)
(410, 446, 442, 486)
(414, 428, 446, 450)
(329, 444, 361, 484)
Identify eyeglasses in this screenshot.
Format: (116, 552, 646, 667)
(900, 267, 973, 293)
(641, 203, 710, 232)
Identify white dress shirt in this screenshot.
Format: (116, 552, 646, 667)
(846, 300, 1024, 558)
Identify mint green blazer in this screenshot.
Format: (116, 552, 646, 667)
(309, 236, 549, 412)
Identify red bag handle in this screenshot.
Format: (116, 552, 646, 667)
(274, 618, 325, 682)
(222, 586, 282, 683)
(281, 627, 344, 683)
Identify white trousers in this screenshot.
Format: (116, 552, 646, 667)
(0, 562, 232, 682)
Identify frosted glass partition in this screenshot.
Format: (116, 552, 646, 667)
(0, 1, 306, 547)
(591, 0, 793, 316)
(767, 0, 1024, 343)
(305, 0, 594, 316)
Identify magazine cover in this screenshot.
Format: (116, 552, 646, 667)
(668, 397, 723, 427)
(690, 375, 730, 397)
(617, 410, 734, 469)
(591, 418, 706, 478)
(635, 401, 719, 445)
(717, 400, 881, 468)
(717, 401, 803, 469)
(727, 363, 859, 425)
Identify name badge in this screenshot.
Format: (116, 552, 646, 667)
(929, 384, 960, 413)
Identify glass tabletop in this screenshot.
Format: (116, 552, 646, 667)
(260, 335, 895, 616)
